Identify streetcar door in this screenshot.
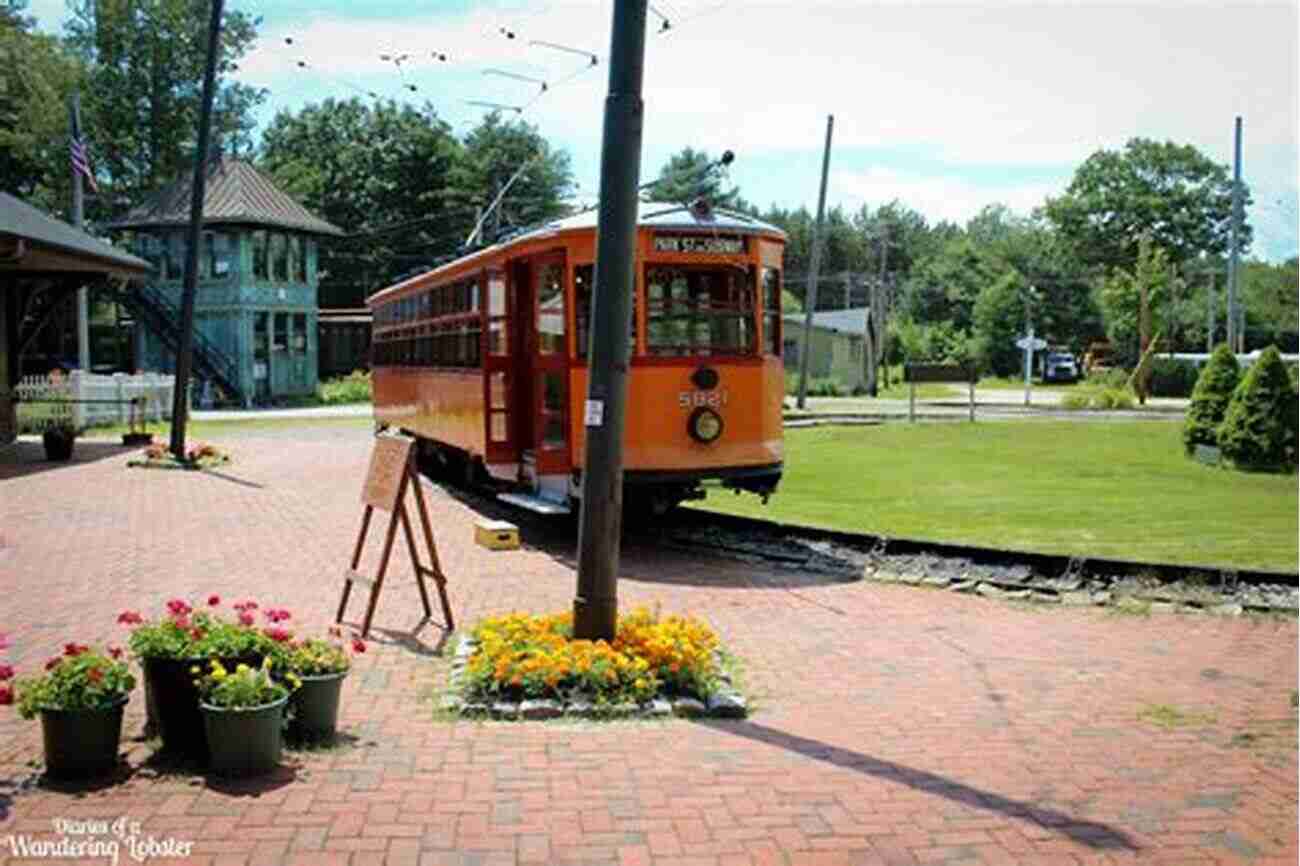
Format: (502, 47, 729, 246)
(507, 259, 534, 461)
(529, 254, 570, 491)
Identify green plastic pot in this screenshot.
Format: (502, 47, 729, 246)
(201, 695, 288, 777)
(143, 654, 262, 760)
(289, 670, 347, 739)
(40, 694, 129, 779)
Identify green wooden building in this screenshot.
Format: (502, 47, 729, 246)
(109, 158, 342, 406)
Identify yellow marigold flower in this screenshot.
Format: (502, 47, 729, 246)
(236, 663, 251, 674)
(189, 665, 201, 674)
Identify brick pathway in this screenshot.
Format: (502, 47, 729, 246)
(1, 425, 1296, 866)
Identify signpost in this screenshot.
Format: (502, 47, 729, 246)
(904, 363, 977, 422)
(1015, 328, 1048, 406)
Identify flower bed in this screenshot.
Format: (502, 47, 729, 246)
(445, 608, 747, 719)
(127, 442, 229, 471)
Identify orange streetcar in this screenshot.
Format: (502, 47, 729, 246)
(367, 200, 787, 518)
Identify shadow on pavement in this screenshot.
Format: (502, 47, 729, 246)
(0, 439, 133, 481)
(697, 718, 1140, 852)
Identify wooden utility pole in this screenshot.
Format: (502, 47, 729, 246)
(795, 114, 834, 409)
(572, 0, 648, 642)
(862, 278, 876, 395)
(169, 0, 224, 457)
(70, 92, 90, 373)
(1227, 116, 1243, 353)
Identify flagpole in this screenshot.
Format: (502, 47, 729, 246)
(71, 92, 90, 374)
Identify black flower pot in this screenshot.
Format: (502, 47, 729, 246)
(143, 655, 262, 761)
(202, 696, 288, 777)
(40, 695, 129, 779)
(42, 430, 75, 461)
(289, 671, 347, 740)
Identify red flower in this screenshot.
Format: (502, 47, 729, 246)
(189, 628, 205, 641)
(117, 611, 143, 625)
(63, 642, 88, 657)
(263, 626, 292, 643)
(166, 599, 192, 616)
(0, 684, 13, 706)
(351, 637, 367, 654)
(44, 657, 62, 671)
(207, 595, 221, 607)
(87, 667, 103, 684)
(237, 611, 255, 626)
(172, 615, 190, 629)
(108, 647, 123, 660)
(233, 600, 258, 613)
(0, 664, 13, 681)
(263, 608, 291, 624)
(0, 632, 10, 651)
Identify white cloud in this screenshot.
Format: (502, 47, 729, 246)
(834, 166, 1066, 225)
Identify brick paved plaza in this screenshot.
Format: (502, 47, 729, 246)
(2, 422, 1297, 866)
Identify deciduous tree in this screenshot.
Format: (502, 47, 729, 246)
(1043, 137, 1250, 272)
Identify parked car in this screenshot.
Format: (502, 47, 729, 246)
(1042, 351, 1079, 383)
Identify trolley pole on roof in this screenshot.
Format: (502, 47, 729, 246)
(572, 0, 648, 642)
(796, 114, 834, 410)
(169, 0, 223, 458)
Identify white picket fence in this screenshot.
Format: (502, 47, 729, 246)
(15, 372, 176, 432)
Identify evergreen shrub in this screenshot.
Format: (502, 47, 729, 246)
(1149, 359, 1200, 397)
(1216, 346, 1298, 472)
(1182, 344, 1240, 455)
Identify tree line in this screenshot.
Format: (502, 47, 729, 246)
(3, 0, 1295, 372)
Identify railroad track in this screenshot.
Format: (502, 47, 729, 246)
(657, 510, 1299, 615)
(419, 460, 1298, 615)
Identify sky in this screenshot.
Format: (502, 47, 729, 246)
(26, 0, 1300, 262)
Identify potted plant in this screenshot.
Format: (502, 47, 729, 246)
(271, 628, 366, 741)
(119, 597, 290, 760)
(6, 643, 135, 779)
(193, 657, 298, 777)
(41, 418, 77, 461)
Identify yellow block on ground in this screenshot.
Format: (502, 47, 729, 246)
(475, 519, 520, 551)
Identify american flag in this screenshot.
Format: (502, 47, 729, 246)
(69, 102, 98, 193)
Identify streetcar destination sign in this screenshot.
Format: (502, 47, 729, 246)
(654, 234, 745, 254)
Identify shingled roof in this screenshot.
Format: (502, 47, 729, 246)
(108, 157, 343, 236)
(1, 191, 152, 276)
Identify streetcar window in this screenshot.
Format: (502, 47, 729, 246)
(763, 267, 782, 356)
(573, 265, 636, 359)
(489, 273, 506, 316)
(645, 266, 755, 356)
(537, 264, 565, 355)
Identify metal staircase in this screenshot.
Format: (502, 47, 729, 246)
(106, 282, 244, 405)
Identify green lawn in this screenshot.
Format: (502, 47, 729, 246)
(693, 421, 1298, 572)
(81, 415, 372, 440)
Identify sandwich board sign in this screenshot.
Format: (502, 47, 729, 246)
(336, 434, 454, 638)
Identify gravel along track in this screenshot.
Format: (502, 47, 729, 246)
(652, 512, 1300, 616)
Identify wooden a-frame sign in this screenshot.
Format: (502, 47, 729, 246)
(337, 434, 453, 638)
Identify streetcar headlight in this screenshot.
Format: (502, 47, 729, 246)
(688, 408, 723, 443)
